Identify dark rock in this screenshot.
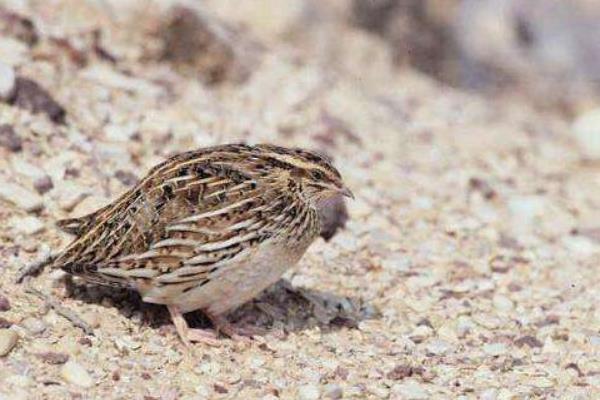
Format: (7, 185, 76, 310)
(33, 175, 54, 194)
(0, 124, 22, 152)
(160, 6, 237, 84)
(386, 365, 425, 380)
(514, 335, 543, 348)
(0, 9, 39, 46)
(213, 384, 228, 394)
(36, 351, 69, 364)
(8, 77, 66, 124)
(0, 294, 10, 311)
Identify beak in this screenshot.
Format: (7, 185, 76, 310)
(339, 186, 354, 199)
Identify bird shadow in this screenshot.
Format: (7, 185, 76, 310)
(64, 278, 379, 337)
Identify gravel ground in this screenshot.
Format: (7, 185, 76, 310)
(0, 1, 599, 399)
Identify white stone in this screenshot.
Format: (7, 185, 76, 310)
(10, 216, 45, 235)
(437, 322, 459, 342)
(10, 158, 47, 181)
(483, 343, 507, 356)
(508, 196, 546, 222)
(20, 317, 46, 335)
(572, 108, 600, 160)
(391, 380, 429, 400)
(4, 375, 33, 388)
(410, 325, 433, 341)
(0, 61, 15, 100)
(381, 254, 412, 272)
(0, 388, 29, 400)
(480, 388, 497, 400)
(297, 384, 320, 400)
(531, 377, 554, 388)
(104, 123, 138, 142)
(323, 383, 343, 399)
(0, 329, 19, 356)
(497, 389, 515, 400)
(0, 38, 28, 66)
(562, 236, 597, 256)
(492, 294, 514, 312)
(456, 316, 474, 337)
(61, 361, 94, 388)
(542, 337, 560, 354)
(0, 182, 43, 212)
(113, 337, 141, 353)
(426, 339, 452, 355)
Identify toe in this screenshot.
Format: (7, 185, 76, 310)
(188, 329, 220, 346)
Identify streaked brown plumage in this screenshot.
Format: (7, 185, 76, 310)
(48, 143, 352, 344)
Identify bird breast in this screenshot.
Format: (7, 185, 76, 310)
(144, 233, 315, 315)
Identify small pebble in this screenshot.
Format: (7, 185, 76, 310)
(0, 61, 16, 100)
(104, 123, 137, 142)
(297, 384, 320, 400)
(381, 254, 412, 272)
(0, 124, 22, 152)
(409, 325, 433, 344)
(0, 295, 10, 311)
(61, 360, 94, 388)
(323, 383, 343, 399)
(368, 384, 390, 398)
(5, 374, 34, 388)
(33, 175, 54, 194)
(391, 381, 428, 400)
(0, 329, 19, 356)
(483, 343, 508, 356)
(497, 389, 515, 400)
(36, 351, 69, 365)
(514, 335, 543, 348)
(492, 294, 514, 312)
(20, 317, 46, 335)
(426, 339, 452, 355)
(531, 377, 554, 388)
(0, 181, 43, 212)
(10, 77, 66, 124)
(508, 195, 546, 222)
(11, 216, 45, 235)
(82, 312, 102, 329)
(10, 158, 46, 181)
(114, 337, 141, 354)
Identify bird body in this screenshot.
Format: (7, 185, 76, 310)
(47, 144, 352, 343)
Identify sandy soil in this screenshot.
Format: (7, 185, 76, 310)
(0, 1, 598, 399)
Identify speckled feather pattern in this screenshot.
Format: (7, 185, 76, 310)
(50, 144, 350, 316)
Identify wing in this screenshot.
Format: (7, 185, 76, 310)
(56, 156, 302, 291)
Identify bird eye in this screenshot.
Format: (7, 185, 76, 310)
(311, 170, 324, 180)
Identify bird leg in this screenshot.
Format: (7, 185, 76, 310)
(167, 305, 219, 347)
